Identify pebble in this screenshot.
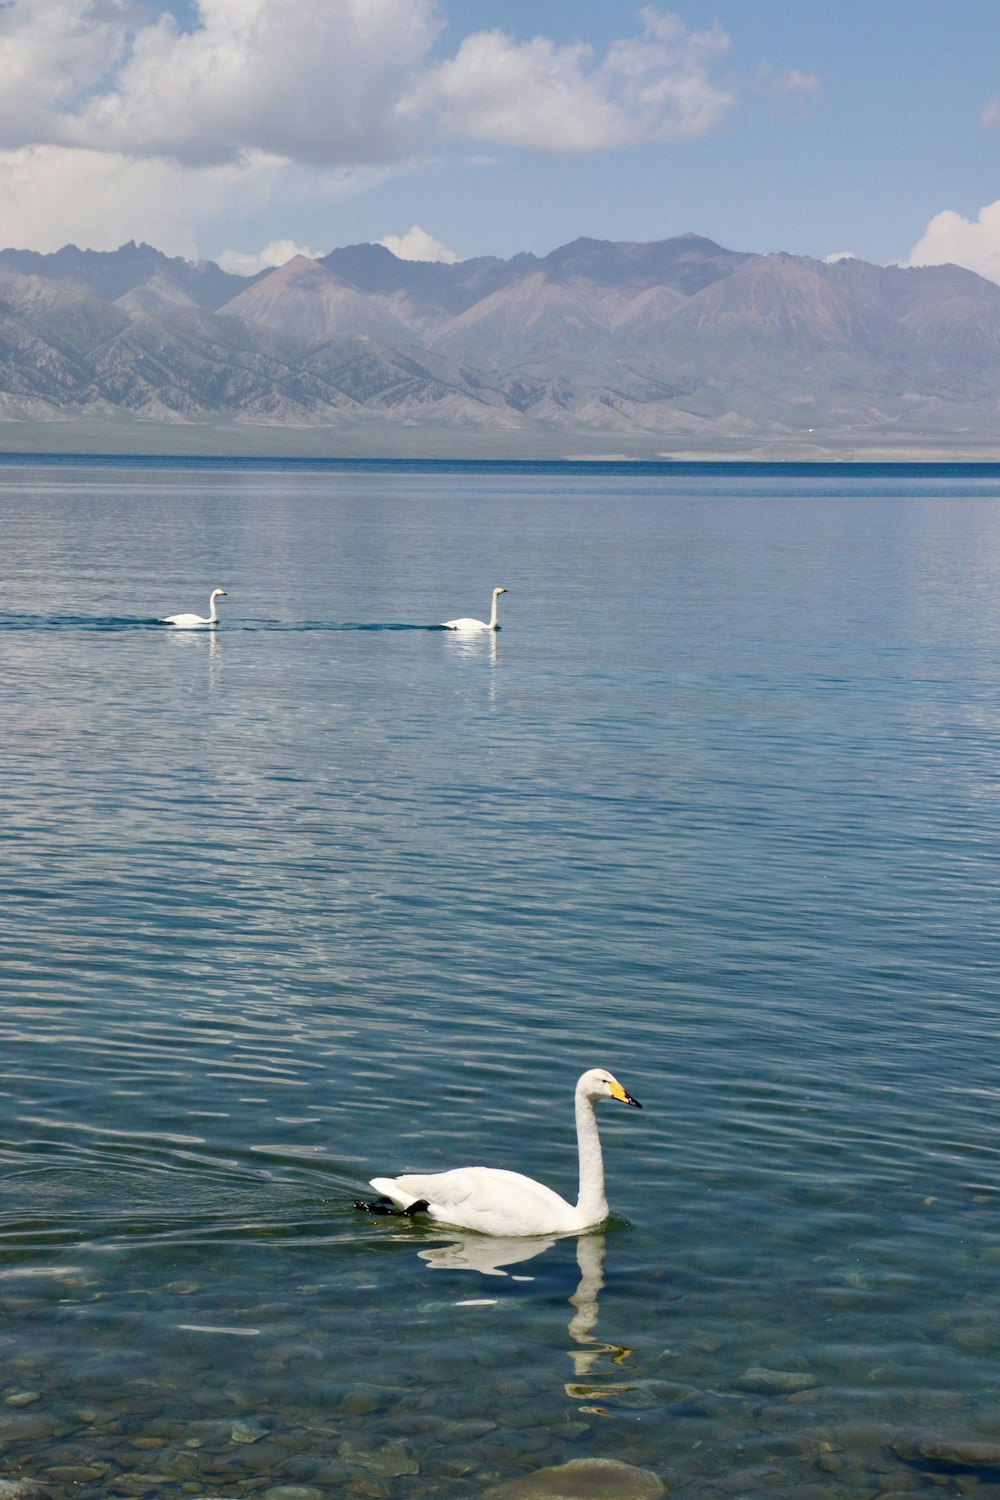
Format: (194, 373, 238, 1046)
(341, 1386, 384, 1415)
(338, 1438, 419, 1478)
(44, 1466, 109, 1484)
(734, 1366, 820, 1395)
(482, 1457, 666, 1499)
(262, 1488, 325, 1500)
(230, 1418, 270, 1444)
(890, 1433, 1000, 1471)
(0, 1483, 52, 1500)
(109, 1472, 165, 1494)
(4, 1394, 40, 1409)
(0, 1414, 62, 1441)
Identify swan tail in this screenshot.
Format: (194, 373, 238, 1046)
(369, 1176, 402, 1200)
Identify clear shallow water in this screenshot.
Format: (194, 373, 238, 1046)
(3, 458, 1000, 1497)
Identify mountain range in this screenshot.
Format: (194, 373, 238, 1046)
(1, 233, 999, 458)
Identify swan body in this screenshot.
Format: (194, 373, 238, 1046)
(442, 586, 507, 632)
(160, 588, 227, 628)
(362, 1068, 641, 1237)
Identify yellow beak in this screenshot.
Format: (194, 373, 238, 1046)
(609, 1079, 642, 1108)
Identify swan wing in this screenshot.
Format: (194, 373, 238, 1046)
(371, 1167, 579, 1236)
(160, 613, 210, 627)
(441, 617, 489, 631)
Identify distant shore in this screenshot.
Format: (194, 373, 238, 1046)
(1, 418, 999, 465)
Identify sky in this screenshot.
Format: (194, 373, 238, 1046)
(2, 0, 1000, 283)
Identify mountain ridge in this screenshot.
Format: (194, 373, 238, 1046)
(0, 233, 998, 458)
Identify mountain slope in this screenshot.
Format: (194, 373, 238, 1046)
(0, 233, 999, 454)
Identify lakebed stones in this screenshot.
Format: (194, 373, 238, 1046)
(0, 1481, 52, 1500)
(482, 1457, 666, 1500)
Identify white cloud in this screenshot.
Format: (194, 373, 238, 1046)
(408, 8, 735, 152)
(62, 0, 443, 167)
(0, 144, 236, 257)
(378, 225, 458, 262)
(981, 96, 1000, 129)
(825, 251, 855, 264)
(21, 2, 737, 166)
(907, 201, 1000, 286)
(756, 64, 821, 112)
(0, 143, 383, 258)
(0, 0, 132, 146)
(0, 3, 774, 257)
(216, 239, 324, 276)
(777, 69, 821, 98)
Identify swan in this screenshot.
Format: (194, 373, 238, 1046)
(442, 586, 507, 632)
(355, 1068, 641, 1236)
(160, 588, 227, 628)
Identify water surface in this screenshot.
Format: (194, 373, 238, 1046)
(3, 458, 1000, 1497)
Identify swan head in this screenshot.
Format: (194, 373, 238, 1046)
(578, 1068, 642, 1109)
(212, 589, 227, 598)
(493, 587, 507, 596)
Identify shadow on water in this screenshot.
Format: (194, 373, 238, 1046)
(249, 621, 451, 632)
(0, 614, 168, 631)
(0, 614, 458, 632)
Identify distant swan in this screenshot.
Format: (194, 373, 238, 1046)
(442, 586, 507, 632)
(355, 1067, 641, 1237)
(160, 589, 227, 629)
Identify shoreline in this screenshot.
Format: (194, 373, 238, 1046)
(0, 417, 999, 465)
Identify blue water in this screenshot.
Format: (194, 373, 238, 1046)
(3, 457, 1000, 1498)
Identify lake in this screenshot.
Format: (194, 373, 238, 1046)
(3, 456, 1000, 1499)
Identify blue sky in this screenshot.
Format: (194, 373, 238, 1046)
(3, 1, 1000, 282)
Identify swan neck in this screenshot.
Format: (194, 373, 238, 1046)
(575, 1087, 608, 1224)
(489, 592, 501, 629)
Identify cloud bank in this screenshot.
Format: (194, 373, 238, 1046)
(409, 9, 735, 152)
(0, 1, 800, 259)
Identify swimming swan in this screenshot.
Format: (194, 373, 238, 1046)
(356, 1068, 641, 1236)
(442, 586, 507, 631)
(160, 589, 227, 628)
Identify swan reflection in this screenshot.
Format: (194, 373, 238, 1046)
(415, 1229, 634, 1394)
(418, 1233, 557, 1277)
(165, 627, 223, 687)
(442, 628, 500, 666)
(564, 1230, 634, 1384)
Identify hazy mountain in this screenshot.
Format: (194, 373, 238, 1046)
(0, 240, 250, 309)
(220, 256, 426, 343)
(1, 233, 1000, 454)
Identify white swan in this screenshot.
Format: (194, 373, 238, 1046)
(356, 1068, 641, 1237)
(160, 588, 227, 629)
(442, 586, 507, 631)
